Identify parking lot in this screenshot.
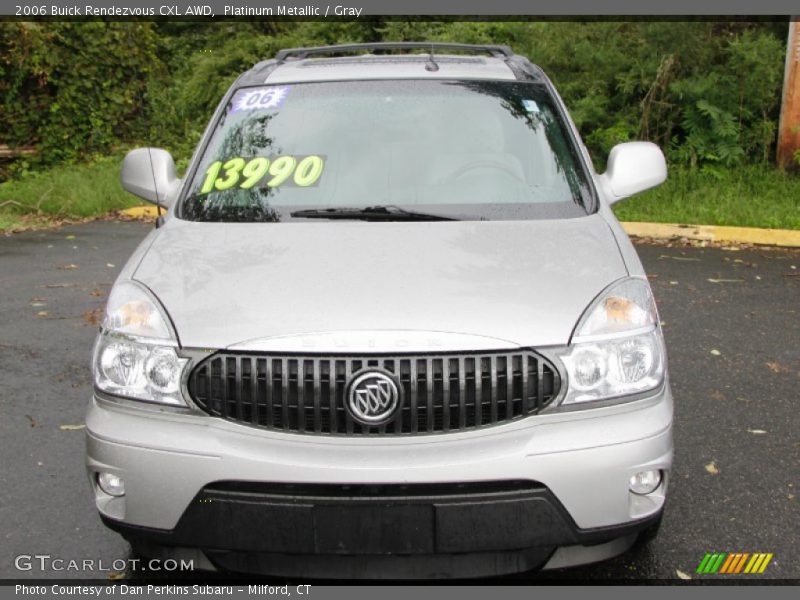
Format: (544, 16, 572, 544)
(0, 219, 797, 581)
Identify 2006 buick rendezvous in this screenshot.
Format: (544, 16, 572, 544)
(87, 43, 673, 578)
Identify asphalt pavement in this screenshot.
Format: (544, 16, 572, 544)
(0, 220, 797, 582)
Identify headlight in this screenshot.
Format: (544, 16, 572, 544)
(92, 281, 187, 406)
(557, 278, 665, 406)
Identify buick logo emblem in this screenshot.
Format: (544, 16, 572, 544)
(347, 371, 400, 425)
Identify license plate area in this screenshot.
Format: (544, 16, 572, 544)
(313, 503, 434, 554)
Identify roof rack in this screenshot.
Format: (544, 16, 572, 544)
(274, 42, 514, 64)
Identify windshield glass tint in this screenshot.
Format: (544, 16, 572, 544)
(181, 80, 592, 222)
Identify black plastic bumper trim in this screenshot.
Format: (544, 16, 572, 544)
(101, 480, 662, 576)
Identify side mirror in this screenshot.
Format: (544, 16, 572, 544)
(600, 142, 667, 204)
(120, 148, 181, 207)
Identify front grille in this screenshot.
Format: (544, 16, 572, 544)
(188, 351, 560, 436)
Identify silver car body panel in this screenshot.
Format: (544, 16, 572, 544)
(132, 214, 627, 352)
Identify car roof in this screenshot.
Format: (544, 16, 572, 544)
(236, 43, 546, 88)
(265, 55, 516, 84)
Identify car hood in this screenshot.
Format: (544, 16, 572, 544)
(133, 215, 627, 351)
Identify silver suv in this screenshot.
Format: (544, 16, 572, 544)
(88, 43, 672, 578)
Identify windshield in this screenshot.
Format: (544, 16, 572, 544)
(180, 80, 593, 222)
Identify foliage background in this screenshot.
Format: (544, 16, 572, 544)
(1, 20, 790, 171)
(0, 20, 797, 229)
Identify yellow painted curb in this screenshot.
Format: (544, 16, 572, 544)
(121, 205, 160, 218)
(621, 222, 800, 248)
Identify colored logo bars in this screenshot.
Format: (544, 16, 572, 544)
(696, 552, 773, 574)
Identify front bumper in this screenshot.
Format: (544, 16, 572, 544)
(85, 386, 672, 577)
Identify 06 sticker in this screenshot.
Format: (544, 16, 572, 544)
(199, 155, 325, 194)
(230, 86, 290, 112)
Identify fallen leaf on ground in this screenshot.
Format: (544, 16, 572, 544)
(25, 414, 37, 428)
(710, 349, 721, 356)
(676, 569, 692, 580)
(659, 254, 701, 262)
(705, 461, 720, 475)
(707, 278, 744, 283)
(82, 308, 103, 325)
(59, 424, 85, 431)
(108, 571, 126, 580)
(90, 288, 104, 297)
(106, 263, 115, 268)
(65, 235, 75, 240)
(36, 311, 49, 317)
(766, 361, 787, 373)
(59, 264, 78, 270)
(747, 429, 767, 435)
(709, 390, 725, 401)
(30, 301, 46, 307)
(44, 283, 75, 288)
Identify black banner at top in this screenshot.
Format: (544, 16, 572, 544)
(4, 0, 800, 18)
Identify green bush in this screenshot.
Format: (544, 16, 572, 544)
(0, 20, 791, 174)
(0, 22, 158, 170)
(0, 20, 786, 170)
(379, 21, 787, 168)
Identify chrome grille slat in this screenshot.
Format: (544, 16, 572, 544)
(410, 359, 418, 434)
(280, 358, 289, 431)
(442, 358, 451, 432)
(264, 358, 273, 428)
(327, 359, 336, 432)
(457, 356, 467, 429)
(234, 356, 243, 422)
(189, 350, 559, 436)
(505, 356, 513, 421)
(536, 357, 544, 413)
(344, 359, 354, 435)
(312, 359, 321, 434)
(475, 356, 483, 426)
(490, 355, 498, 423)
(220, 355, 228, 419)
(251, 357, 260, 426)
(425, 358, 434, 433)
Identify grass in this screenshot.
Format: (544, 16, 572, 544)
(0, 156, 138, 232)
(1, 160, 799, 232)
(613, 165, 800, 230)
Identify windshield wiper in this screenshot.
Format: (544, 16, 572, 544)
(289, 205, 459, 221)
